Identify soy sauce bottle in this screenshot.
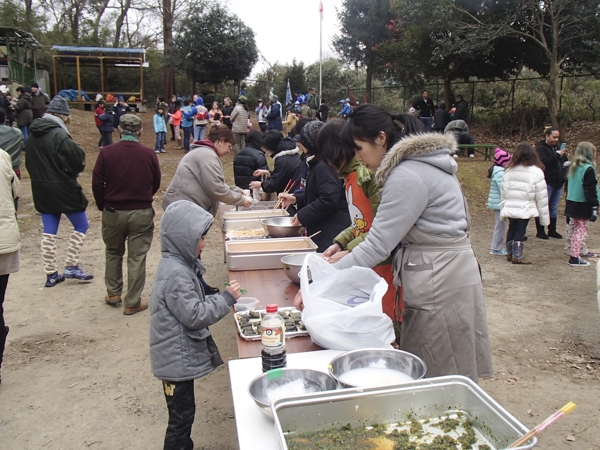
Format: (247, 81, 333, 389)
(261, 304, 287, 372)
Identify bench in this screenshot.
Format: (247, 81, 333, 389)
(457, 144, 496, 161)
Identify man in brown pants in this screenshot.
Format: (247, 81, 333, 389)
(92, 114, 161, 315)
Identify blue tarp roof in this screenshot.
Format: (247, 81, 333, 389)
(52, 46, 145, 55)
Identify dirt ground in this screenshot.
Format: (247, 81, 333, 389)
(0, 110, 599, 449)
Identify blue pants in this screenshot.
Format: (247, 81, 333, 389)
(41, 212, 89, 235)
(193, 126, 206, 141)
(419, 117, 432, 131)
(155, 132, 165, 152)
(183, 126, 192, 151)
(20, 126, 29, 144)
(547, 184, 562, 219)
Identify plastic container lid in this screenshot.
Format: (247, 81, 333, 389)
(266, 304, 278, 313)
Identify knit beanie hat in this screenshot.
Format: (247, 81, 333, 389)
(298, 120, 324, 154)
(494, 148, 511, 167)
(47, 96, 71, 116)
(196, 97, 204, 106)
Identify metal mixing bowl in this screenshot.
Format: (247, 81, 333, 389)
(328, 348, 427, 388)
(281, 253, 319, 284)
(261, 217, 304, 238)
(248, 368, 338, 420)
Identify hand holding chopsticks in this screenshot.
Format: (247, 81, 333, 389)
(507, 402, 577, 448)
(273, 179, 297, 210)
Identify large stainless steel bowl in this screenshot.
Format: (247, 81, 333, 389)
(261, 217, 304, 238)
(281, 253, 319, 284)
(248, 368, 338, 420)
(328, 348, 427, 388)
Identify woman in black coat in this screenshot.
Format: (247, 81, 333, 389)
(233, 130, 268, 190)
(278, 121, 350, 252)
(250, 131, 302, 194)
(535, 126, 568, 239)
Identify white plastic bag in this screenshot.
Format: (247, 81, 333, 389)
(300, 254, 394, 351)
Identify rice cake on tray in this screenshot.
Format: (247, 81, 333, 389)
(226, 227, 268, 240)
(235, 307, 308, 341)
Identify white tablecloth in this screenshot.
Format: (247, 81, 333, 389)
(228, 349, 343, 450)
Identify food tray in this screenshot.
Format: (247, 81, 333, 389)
(234, 307, 309, 341)
(226, 238, 317, 271)
(272, 375, 536, 450)
(226, 228, 268, 240)
(222, 209, 289, 231)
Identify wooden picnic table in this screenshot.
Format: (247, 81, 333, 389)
(457, 144, 496, 160)
(228, 268, 322, 358)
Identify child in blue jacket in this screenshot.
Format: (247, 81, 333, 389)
(99, 104, 115, 147)
(487, 148, 511, 255)
(154, 106, 168, 153)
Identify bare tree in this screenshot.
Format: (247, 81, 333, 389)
(113, 0, 132, 47)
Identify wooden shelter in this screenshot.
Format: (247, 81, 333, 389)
(51, 46, 147, 104)
(0, 27, 41, 89)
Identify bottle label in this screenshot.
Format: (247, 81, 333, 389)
(261, 326, 284, 348)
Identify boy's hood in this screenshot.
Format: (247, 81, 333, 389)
(376, 133, 458, 186)
(30, 115, 69, 136)
(160, 200, 213, 267)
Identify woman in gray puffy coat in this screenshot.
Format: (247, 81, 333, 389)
(150, 200, 241, 449)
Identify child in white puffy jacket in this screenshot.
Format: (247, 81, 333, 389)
(500, 143, 550, 264)
(487, 148, 511, 256)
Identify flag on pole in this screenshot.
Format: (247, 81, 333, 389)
(320, 0, 323, 17)
(286, 79, 292, 105)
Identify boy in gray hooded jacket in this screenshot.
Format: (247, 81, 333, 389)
(150, 200, 240, 450)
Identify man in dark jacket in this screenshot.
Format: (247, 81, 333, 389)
(249, 131, 301, 193)
(317, 100, 329, 122)
(15, 86, 33, 143)
(433, 103, 451, 133)
(233, 130, 268, 190)
(113, 95, 132, 131)
(412, 90, 435, 131)
(454, 95, 469, 122)
(92, 114, 161, 315)
(266, 96, 283, 131)
(30, 83, 47, 119)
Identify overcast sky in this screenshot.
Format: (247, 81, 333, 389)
(225, 0, 344, 77)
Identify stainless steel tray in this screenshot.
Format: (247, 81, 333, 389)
(234, 307, 309, 341)
(272, 375, 536, 450)
(226, 238, 317, 271)
(222, 209, 289, 231)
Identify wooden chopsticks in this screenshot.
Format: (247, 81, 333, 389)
(273, 179, 296, 210)
(286, 231, 322, 249)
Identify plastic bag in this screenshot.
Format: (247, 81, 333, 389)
(299, 254, 394, 351)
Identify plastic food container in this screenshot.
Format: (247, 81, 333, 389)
(233, 297, 260, 312)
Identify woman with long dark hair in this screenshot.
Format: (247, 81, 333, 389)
(329, 104, 492, 382)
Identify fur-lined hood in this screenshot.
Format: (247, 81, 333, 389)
(375, 133, 458, 186)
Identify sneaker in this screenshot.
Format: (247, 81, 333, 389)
(582, 252, 598, 258)
(63, 266, 94, 281)
(45, 271, 65, 287)
(490, 249, 508, 256)
(469, 154, 475, 158)
(155, 149, 160, 153)
(452, 154, 459, 159)
(160, 149, 166, 153)
(568, 256, 590, 267)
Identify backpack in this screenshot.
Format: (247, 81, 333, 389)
(196, 107, 207, 121)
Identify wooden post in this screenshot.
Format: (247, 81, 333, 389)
(76, 56, 81, 101)
(100, 56, 105, 97)
(139, 57, 144, 101)
(52, 55, 58, 97)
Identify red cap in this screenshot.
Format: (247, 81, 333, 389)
(266, 304, 278, 313)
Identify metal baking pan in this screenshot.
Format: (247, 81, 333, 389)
(226, 238, 317, 271)
(272, 375, 536, 450)
(234, 307, 309, 341)
(222, 209, 288, 231)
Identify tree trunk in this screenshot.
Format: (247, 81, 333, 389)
(24, 0, 33, 33)
(113, 0, 132, 48)
(92, 0, 110, 41)
(365, 52, 373, 103)
(161, 0, 176, 99)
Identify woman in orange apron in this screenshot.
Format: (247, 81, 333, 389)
(316, 119, 403, 333)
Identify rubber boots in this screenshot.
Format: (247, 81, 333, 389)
(548, 217, 563, 239)
(506, 240, 513, 262)
(512, 241, 532, 264)
(535, 217, 549, 239)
